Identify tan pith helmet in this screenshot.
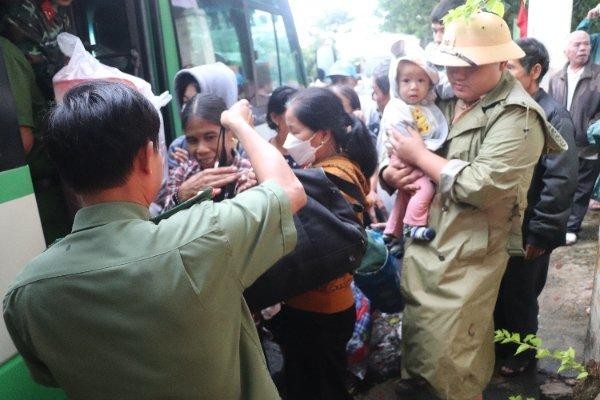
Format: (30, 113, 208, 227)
(428, 12, 525, 67)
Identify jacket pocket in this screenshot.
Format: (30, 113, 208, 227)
(454, 209, 489, 262)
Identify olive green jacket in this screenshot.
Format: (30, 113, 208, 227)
(397, 72, 566, 399)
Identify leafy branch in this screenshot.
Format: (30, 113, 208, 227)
(508, 396, 534, 400)
(494, 330, 589, 380)
(442, 0, 506, 24)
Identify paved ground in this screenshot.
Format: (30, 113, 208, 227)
(354, 211, 599, 400)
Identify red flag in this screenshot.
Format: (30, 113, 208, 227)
(517, 0, 528, 38)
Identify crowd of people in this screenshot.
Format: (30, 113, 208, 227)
(2, 0, 600, 399)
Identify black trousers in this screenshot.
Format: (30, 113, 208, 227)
(275, 305, 356, 400)
(494, 252, 551, 358)
(567, 157, 600, 233)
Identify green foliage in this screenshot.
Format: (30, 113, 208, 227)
(302, 46, 317, 81)
(315, 9, 354, 31)
(494, 330, 589, 380)
(375, 0, 438, 44)
(374, 0, 522, 45)
(508, 396, 534, 400)
(443, 0, 506, 24)
(572, 0, 600, 31)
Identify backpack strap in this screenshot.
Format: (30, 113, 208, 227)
(325, 172, 366, 209)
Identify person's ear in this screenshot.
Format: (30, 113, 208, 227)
(269, 112, 279, 128)
(531, 63, 542, 82)
(137, 141, 155, 175)
(499, 61, 508, 71)
(317, 129, 332, 145)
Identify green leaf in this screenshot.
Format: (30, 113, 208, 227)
(576, 371, 589, 380)
(530, 337, 542, 347)
(486, 0, 505, 17)
(536, 348, 551, 359)
(553, 350, 563, 358)
(566, 347, 576, 359)
(523, 334, 535, 344)
(515, 344, 530, 355)
(557, 364, 567, 373)
(501, 338, 512, 344)
(511, 333, 521, 343)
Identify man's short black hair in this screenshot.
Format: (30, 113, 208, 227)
(43, 80, 160, 194)
(515, 38, 550, 84)
(430, 0, 465, 23)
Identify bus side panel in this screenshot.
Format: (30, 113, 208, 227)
(0, 166, 58, 397)
(0, 356, 66, 400)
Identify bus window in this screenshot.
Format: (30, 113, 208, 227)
(248, 8, 302, 120)
(72, 0, 145, 78)
(249, 9, 301, 88)
(170, 0, 251, 98)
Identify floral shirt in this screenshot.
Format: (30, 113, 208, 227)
(163, 152, 251, 211)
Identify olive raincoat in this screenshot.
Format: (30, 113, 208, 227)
(398, 73, 567, 399)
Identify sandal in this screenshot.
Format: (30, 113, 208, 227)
(499, 353, 536, 377)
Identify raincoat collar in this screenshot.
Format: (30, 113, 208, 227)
(445, 72, 568, 154)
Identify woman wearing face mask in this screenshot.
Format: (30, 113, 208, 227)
(163, 93, 254, 210)
(276, 87, 377, 400)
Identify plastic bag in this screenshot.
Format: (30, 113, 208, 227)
(52, 33, 172, 212)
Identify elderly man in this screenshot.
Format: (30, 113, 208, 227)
(576, 3, 600, 64)
(380, 12, 566, 400)
(549, 30, 600, 245)
(3, 81, 306, 399)
(495, 37, 578, 376)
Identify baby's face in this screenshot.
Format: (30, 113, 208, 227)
(396, 62, 431, 105)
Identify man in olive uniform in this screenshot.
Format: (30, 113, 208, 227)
(0, 35, 70, 244)
(3, 81, 306, 399)
(381, 12, 566, 400)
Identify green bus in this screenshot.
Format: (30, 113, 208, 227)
(0, 0, 305, 398)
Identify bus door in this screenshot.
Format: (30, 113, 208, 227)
(168, 0, 306, 137)
(70, 0, 176, 138)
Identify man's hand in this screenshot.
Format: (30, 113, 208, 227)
(221, 100, 253, 130)
(388, 124, 427, 165)
(588, 3, 600, 19)
(524, 244, 546, 260)
(381, 158, 423, 194)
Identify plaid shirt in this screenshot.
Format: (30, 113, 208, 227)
(163, 152, 251, 211)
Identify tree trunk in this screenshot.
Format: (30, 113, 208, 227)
(584, 229, 600, 362)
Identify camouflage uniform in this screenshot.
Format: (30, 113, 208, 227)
(4, 0, 72, 99)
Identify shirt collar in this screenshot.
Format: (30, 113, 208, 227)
(71, 202, 151, 233)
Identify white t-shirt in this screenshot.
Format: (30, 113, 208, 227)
(566, 66, 584, 111)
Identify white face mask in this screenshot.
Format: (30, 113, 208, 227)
(283, 134, 317, 166)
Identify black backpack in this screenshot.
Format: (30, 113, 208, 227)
(244, 168, 367, 312)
